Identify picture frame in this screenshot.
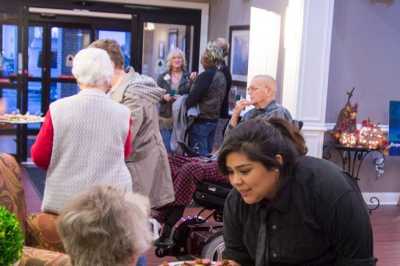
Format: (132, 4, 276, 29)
(228, 25, 250, 82)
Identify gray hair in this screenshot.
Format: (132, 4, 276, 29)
(57, 186, 152, 266)
(166, 48, 186, 71)
(215, 37, 229, 58)
(202, 41, 224, 68)
(72, 47, 113, 87)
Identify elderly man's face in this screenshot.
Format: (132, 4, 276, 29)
(247, 78, 271, 107)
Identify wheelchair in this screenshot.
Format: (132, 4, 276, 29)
(154, 142, 231, 261)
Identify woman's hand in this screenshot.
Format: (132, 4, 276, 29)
(163, 94, 173, 102)
(189, 72, 198, 81)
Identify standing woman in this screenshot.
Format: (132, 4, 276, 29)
(157, 48, 191, 152)
(90, 39, 174, 209)
(31, 47, 133, 214)
(217, 118, 376, 266)
(186, 43, 226, 156)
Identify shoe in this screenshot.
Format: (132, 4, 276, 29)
(154, 224, 174, 247)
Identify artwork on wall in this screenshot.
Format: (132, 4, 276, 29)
(389, 101, 400, 156)
(228, 25, 250, 82)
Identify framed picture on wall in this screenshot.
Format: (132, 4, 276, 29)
(228, 25, 250, 82)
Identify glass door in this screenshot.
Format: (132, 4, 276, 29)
(48, 26, 91, 103)
(0, 24, 19, 155)
(26, 25, 91, 130)
(96, 30, 132, 68)
(0, 24, 19, 114)
(142, 23, 194, 80)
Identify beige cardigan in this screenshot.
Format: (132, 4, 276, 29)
(110, 68, 175, 208)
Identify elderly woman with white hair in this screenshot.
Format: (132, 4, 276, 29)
(31, 47, 133, 214)
(57, 186, 152, 266)
(156, 48, 192, 152)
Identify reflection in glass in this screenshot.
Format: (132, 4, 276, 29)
(27, 81, 42, 115)
(97, 30, 131, 67)
(1, 25, 18, 77)
(1, 88, 17, 113)
(50, 82, 79, 103)
(28, 81, 42, 129)
(28, 26, 43, 78)
(142, 23, 193, 79)
(50, 27, 91, 78)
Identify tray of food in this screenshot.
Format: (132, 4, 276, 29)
(0, 114, 44, 124)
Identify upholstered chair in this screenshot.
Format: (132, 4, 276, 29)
(0, 153, 64, 252)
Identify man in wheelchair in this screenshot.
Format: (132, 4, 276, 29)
(154, 75, 297, 258)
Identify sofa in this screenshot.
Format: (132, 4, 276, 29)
(0, 153, 69, 265)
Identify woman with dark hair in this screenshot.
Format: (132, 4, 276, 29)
(217, 118, 376, 266)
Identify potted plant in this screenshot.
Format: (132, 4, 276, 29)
(0, 206, 24, 266)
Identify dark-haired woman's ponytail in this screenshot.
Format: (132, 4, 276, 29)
(268, 118, 308, 155)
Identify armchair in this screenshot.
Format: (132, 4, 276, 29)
(0, 153, 67, 264)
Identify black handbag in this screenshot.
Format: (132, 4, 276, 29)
(193, 181, 232, 210)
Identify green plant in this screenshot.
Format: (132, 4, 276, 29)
(0, 206, 24, 266)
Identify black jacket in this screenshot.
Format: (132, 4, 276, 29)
(223, 156, 376, 266)
(186, 67, 227, 121)
(157, 70, 190, 118)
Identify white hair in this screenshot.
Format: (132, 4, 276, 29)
(166, 48, 186, 71)
(72, 47, 113, 87)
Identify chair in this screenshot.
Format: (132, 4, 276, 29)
(20, 246, 70, 266)
(0, 153, 64, 253)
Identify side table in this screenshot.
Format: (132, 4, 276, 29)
(323, 144, 384, 213)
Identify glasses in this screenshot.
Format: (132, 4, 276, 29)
(247, 86, 268, 92)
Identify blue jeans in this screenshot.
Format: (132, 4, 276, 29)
(136, 256, 147, 266)
(160, 128, 172, 153)
(189, 121, 218, 156)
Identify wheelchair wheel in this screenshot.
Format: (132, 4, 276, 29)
(201, 235, 225, 261)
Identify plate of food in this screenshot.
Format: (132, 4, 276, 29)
(0, 114, 44, 124)
(162, 259, 230, 266)
(164, 261, 216, 266)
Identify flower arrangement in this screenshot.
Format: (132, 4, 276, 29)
(358, 119, 388, 150)
(337, 119, 388, 152)
(0, 206, 24, 266)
